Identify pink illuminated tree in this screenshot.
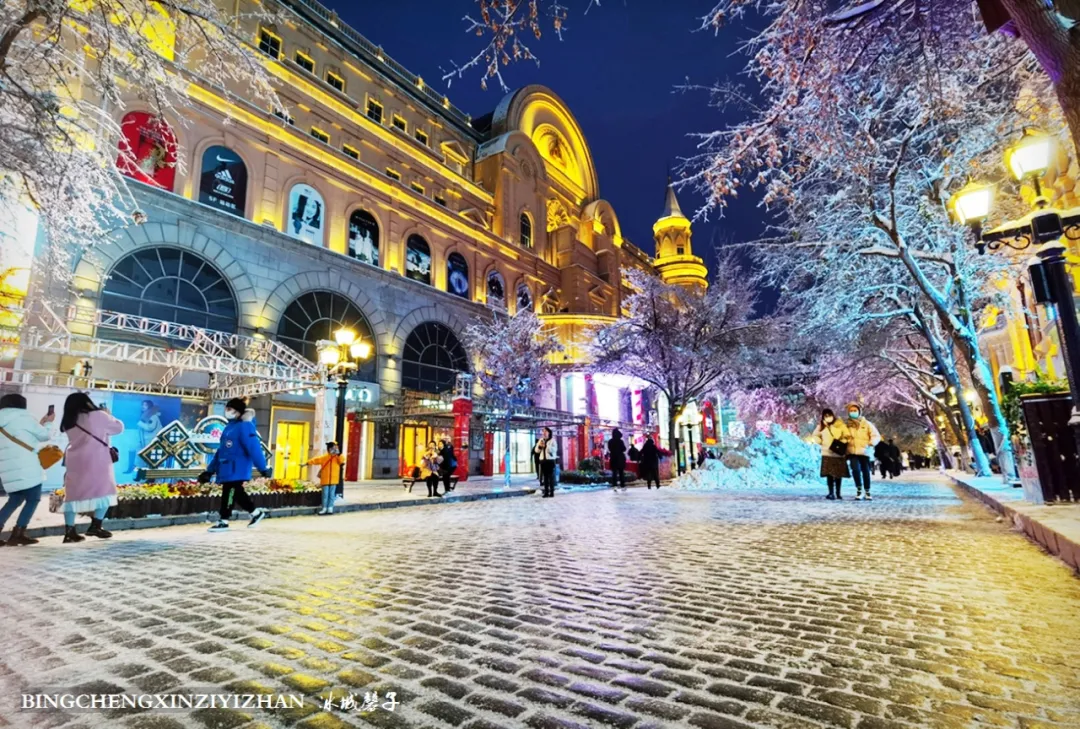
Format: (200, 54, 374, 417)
(588, 262, 777, 455)
(462, 308, 562, 486)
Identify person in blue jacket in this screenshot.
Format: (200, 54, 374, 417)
(199, 398, 272, 532)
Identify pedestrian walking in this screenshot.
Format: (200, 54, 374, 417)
(639, 436, 661, 489)
(200, 398, 272, 532)
(534, 427, 558, 498)
(628, 442, 641, 464)
(608, 428, 627, 491)
(306, 441, 343, 515)
(812, 408, 851, 500)
(439, 439, 457, 494)
(420, 441, 443, 497)
(901, 450, 910, 471)
(0, 394, 55, 546)
(844, 403, 881, 500)
(58, 392, 124, 542)
(887, 439, 902, 478)
(874, 439, 893, 480)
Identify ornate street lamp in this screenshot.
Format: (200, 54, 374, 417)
(317, 328, 373, 496)
(948, 129, 1080, 451)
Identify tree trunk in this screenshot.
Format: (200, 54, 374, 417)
(667, 411, 681, 477)
(911, 307, 993, 475)
(999, 0, 1080, 154)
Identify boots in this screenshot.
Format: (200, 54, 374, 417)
(85, 518, 112, 539)
(63, 526, 85, 543)
(6, 527, 39, 546)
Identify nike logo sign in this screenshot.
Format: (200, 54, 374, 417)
(216, 155, 237, 163)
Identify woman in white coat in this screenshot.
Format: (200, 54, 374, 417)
(0, 393, 54, 546)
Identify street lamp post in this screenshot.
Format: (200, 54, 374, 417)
(950, 130, 1080, 455)
(316, 328, 373, 497)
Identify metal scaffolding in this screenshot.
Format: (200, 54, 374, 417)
(13, 301, 323, 399)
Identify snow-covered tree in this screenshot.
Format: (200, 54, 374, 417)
(0, 0, 279, 279)
(589, 263, 775, 455)
(462, 308, 562, 486)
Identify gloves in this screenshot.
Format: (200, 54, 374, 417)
(197, 471, 212, 485)
(260, 468, 273, 479)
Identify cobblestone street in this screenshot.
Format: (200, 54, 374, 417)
(1, 474, 1078, 729)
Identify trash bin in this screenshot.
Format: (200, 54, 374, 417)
(1020, 392, 1080, 502)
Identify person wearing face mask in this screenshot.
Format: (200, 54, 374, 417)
(200, 398, 273, 532)
(307, 441, 344, 515)
(844, 403, 881, 500)
(812, 408, 851, 500)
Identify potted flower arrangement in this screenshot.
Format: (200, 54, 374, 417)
(49, 477, 320, 518)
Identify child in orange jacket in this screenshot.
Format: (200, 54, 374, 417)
(307, 442, 344, 515)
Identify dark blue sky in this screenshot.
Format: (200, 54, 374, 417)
(333, 1, 768, 276)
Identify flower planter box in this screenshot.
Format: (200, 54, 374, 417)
(107, 491, 320, 520)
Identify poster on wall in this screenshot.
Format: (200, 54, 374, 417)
(701, 401, 717, 445)
(487, 271, 505, 308)
(116, 112, 177, 190)
(377, 423, 397, 450)
(288, 184, 325, 245)
(111, 394, 208, 483)
(447, 253, 469, 298)
(199, 145, 248, 217)
(516, 283, 532, 312)
(405, 236, 432, 285)
(348, 210, 380, 266)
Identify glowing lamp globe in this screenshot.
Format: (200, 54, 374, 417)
(318, 346, 341, 367)
(1005, 131, 1052, 181)
(350, 341, 372, 360)
(949, 182, 994, 226)
(334, 327, 357, 347)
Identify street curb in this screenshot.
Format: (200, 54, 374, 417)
(20, 487, 539, 540)
(949, 475, 1080, 575)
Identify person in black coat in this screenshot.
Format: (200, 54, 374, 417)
(639, 436, 660, 489)
(608, 429, 627, 491)
(438, 439, 457, 493)
(874, 439, 893, 479)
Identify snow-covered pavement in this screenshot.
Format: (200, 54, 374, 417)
(0, 474, 1078, 728)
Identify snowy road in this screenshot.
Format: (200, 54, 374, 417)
(1, 474, 1079, 729)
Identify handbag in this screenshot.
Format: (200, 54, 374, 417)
(76, 424, 120, 463)
(0, 425, 64, 469)
(826, 426, 847, 457)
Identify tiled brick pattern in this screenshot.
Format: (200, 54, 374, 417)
(1, 476, 1079, 728)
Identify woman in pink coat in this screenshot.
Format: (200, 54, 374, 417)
(60, 393, 123, 543)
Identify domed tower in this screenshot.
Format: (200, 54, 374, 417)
(652, 181, 708, 290)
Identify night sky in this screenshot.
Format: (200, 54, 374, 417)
(333, 1, 769, 279)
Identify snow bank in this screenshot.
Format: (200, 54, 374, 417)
(676, 425, 821, 490)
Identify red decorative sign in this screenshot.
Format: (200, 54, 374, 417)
(701, 401, 718, 445)
(452, 396, 472, 481)
(117, 112, 177, 191)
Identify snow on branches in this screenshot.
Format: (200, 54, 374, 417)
(0, 0, 281, 281)
(589, 262, 776, 448)
(463, 307, 562, 408)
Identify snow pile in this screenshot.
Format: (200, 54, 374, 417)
(676, 425, 820, 490)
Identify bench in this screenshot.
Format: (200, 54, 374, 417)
(402, 475, 460, 493)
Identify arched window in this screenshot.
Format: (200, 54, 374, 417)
(405, 234, 432, 285)
(199, 145, 248, 217)
(347, 209, 380, 266)
(287, 184, 325, 246)
(516, 283, 532, 313)
(486, 270, 506, 309)
(116, 112, 177, 191)
(101, 247, 237, 332)
(401, 322, 469, 394)
(520, 212, 533, 248)
(447, 253, 469, 298)
(277, 291, 377, 382)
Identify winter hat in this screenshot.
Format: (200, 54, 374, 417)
(225, 397, 248, 414)
(846, 402, 861, 413)
(326, 441, 339, 449)
(612, 428, 622, 439)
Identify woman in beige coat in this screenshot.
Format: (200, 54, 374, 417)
(812, 408, 851, 500)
